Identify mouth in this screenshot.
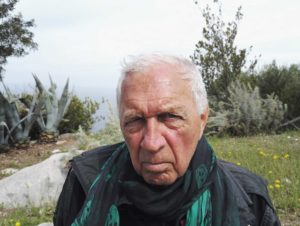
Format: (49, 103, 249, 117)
(142, 162, 170, 173)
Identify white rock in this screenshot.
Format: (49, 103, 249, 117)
(52, 149, 61, 154)
(59, 133, 76, 140)
(56, 140, 66, 145)
(0, 150, 83, 209)
(30, 140, 38, 145)
(1, 168, 19, 175)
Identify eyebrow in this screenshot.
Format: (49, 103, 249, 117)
(122, 110, 143, 120)
(122, 103, 188, 120)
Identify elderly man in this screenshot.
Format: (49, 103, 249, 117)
(54, 54, 280, 226)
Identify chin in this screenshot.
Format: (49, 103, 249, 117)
(143, 174, 177, 186)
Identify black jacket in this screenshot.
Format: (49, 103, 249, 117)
(53, 142, 281, 226)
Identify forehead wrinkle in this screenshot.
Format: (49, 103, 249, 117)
(122, 98, 188, 118)
(123, 67, 189, 92)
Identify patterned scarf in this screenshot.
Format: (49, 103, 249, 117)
(71, 137, 240, 226)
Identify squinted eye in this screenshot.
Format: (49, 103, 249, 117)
(158, 113, 183, 122)
(124, 117, 145, 128)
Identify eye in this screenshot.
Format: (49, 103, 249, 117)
(124, 116, 145, 128)
(158, 113, 183, 122)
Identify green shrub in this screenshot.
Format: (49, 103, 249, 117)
(94, 103, 123, 145)
(75, 126, 101, 150)
(72, 102, 123, 150)
(257, 62, 300, 122)
(207, 81, 286, 136)
(58, 95, 100, 133)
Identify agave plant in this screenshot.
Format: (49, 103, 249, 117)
(0, 89, 43, 150)
(33, 74, 71, 143)
(0, 99, 10, 152)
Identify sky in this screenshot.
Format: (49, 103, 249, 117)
(2, 0, 300, 102)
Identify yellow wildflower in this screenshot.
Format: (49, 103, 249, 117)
(275, 179, 281, 184)
(275, 184, 281, 189)
(259, 151, 266, 157)
(273, 155, 279, 160)
(268, 170, 272, 174)
(268, 185, 274, 190)
(236, 162, 241, 166)
(284, 154, 289, 159)
(15, 221, 21, 226)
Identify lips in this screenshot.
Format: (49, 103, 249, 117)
(142, 162, 169, 173)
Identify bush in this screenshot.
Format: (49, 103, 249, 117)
(71, 102, 122, 150)
(257, 62, 300, 121)
(94, 102, 123, 145)
(75, 126, 101, 150)
(58, 95, 100, 134)
(207, 81, 286, 136)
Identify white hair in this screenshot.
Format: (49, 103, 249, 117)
(116, 53, 208, 115)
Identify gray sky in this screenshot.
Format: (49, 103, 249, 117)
(3, 0, 300, 100)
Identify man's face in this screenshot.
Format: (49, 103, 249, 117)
(119, 64, 208, 185)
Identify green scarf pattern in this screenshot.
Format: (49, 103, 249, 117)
(72, 137, 240, 226)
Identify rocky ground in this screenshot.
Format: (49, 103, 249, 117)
(0, 134, 78, 180)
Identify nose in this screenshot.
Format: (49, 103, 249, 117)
(140, 117, 165, 152)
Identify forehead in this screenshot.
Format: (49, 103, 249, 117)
(121, 64, 190, 97)
(120, 64, 195, 114)
(123, 63, 191, 92)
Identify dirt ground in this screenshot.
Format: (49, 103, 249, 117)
(280, 212, 300, 226)
(0, 134, 77, 179)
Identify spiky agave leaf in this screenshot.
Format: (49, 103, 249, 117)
(55, 78, 71, 128)
(33, 74, 71, 137)
(32, 74, 46, 94)
(0, 91, 23, 141)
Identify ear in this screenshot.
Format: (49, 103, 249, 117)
(199, 106, 209, 139)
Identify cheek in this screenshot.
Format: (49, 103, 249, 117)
(166, 126, 199, 150)
(123, 132, 143, 172)
(165, 129, 199, 174)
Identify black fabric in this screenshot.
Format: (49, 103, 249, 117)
(71, 142, 123, 194)
(53, 141, 281, 226)
(72, 138, 233, 225)
(218, 160, 274, 207)
(118, 204, 182, 226)
(120, 138, 216, 221)
(53, 169, 86, 226)
(249, 193, 267, 226)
